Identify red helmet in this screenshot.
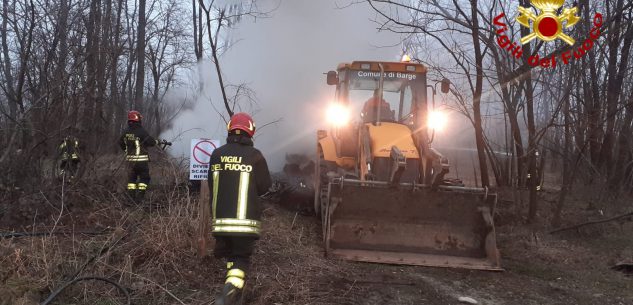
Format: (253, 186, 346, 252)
(227, 112, 256, 137)
(128, 110, 142, 122)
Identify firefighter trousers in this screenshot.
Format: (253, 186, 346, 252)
(60, 159, 80, 178)
(127, 161, 150, 202)
(213, 235, 256, 289)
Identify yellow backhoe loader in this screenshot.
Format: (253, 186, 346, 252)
(315, 60, 501, 270)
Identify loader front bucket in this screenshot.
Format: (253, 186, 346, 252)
(323, 179, 502, 270)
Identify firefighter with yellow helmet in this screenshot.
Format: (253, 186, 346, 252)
(209, 112, 272, 305)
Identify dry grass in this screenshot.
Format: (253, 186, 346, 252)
(0, 155, 353, 305)
(1, 190, 205, 304)
(249, 206, 343, 305)
(0, 194, 352, 305)
(2, 156, 633, 305)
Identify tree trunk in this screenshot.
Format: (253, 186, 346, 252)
(552, 75, 573, 228)
(525, 75, 539, 223)
(469, 0, 489, 187)
(51, 0, 70, 134)
(1, 0, 18, 119)
(610, 89, 633, 188)
(94, 0, 107, 151)
(208, 10, 233, 117)
(83, 0, 100, 150)
(584, 7, 603, 166)
(108, 0, 126, 144)
(598, 0, 627, 171)
(134, 0, 147, 110)
(519, 0, 538, 223)
(193, 0, 202, 61)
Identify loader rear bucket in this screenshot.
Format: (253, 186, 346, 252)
(323, 179, 502, 270)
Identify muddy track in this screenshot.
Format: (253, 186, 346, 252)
(251, 204, 633, 305)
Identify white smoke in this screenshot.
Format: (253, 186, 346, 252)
(162, 0, 402, 170)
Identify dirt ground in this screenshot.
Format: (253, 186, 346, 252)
(1, 160, 632, 305)
(251, 196, 633, 305)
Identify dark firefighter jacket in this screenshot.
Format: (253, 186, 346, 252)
(209, 134, 272, 237)
(59, 137, 80, 160)
(118, 122, 158, 162)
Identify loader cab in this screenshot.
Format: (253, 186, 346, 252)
(336, 63, 428, 127)
(326, 62, 430, 160)
(347, 77, 423, 127)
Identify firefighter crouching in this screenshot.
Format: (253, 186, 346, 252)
(119, 110, 170, 203)
(209, 112, 272, 305)
(58, 135, 81, 179)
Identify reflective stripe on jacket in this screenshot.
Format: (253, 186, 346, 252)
(59, 139, 80, 160)
(118, 123, 157, 162)
(209, 135, 272, 237)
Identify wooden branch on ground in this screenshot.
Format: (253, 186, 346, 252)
(197, 181, 210, 258)
(0, 230, 112, 239)
(612, 262, 633, 275)
(550, 211, 633, 234)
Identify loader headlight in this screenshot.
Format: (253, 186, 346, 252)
(326, 103, 350, 127)
(428, 110, 447, 131)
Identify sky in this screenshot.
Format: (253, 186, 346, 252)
(162, 0, 403, 170)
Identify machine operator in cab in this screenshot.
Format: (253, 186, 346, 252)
(361, 88, 395, 122)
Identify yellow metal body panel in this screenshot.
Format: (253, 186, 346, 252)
(366, 123, 419, 159)
(318, 133, 355, 169)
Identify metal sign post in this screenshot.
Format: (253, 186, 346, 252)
(197, 182, 211, 257)
(190, 139, 220, 258)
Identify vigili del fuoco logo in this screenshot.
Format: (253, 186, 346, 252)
(493, 0, 603, 69)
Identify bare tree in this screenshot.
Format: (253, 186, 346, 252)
(197, 0, 234, 118)
(195, 0, 271, 120)
(366, 0, 494, 186)
(0, 0, 195, 184)
(365, 0, 633, 225)
(134, 0, 148, 111)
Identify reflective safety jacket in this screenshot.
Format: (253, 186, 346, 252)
(59, 137, 80, 160)
(209, 135, 272, 237)
(118, 122, 158, 162)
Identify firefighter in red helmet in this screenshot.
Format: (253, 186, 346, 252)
(119, 110, 168, 203)
(209, 112, 271, 305)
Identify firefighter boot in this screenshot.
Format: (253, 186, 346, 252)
(126, 190, 137, 204)
(135, 190, 146, 203)
(215, 282, 244, 305)
(136, 183, 148, 203)
(126, 183, 138, 204)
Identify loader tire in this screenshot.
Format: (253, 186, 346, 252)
(314, 147, 336, 219)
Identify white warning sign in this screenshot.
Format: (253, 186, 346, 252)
(189, 139, 220, 180)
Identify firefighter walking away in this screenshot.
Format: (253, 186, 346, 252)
(58, 135, 81, 180)
(119, 110, 171, 203)
(209, 113, 272, 305)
